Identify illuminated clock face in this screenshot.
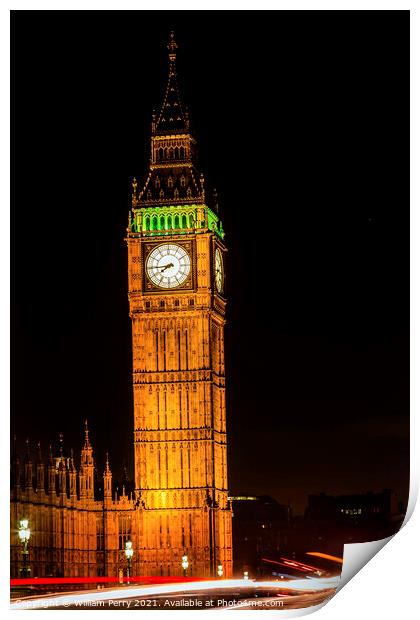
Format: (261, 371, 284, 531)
(146, 243, 191, 289)
(215, 248, 224, 293)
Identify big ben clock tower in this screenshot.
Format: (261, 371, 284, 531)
(126, 33, 232, 578)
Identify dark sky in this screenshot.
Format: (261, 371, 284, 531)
(11, 11, 409, 514)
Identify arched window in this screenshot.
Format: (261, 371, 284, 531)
(167, 176, 173, 188)
(151, 216, 158, 231)
(144, 216, 149, 231)
(159, 189, 164, 199)
(155, 177, 160, 188)
(180, 175, 185, 188)
(169, 147, 174, 160)
(174, 215, 180, 229)
(174, 188, 179, 199)
(159, 147, 164, 160)
(186, 188, 192, 198)
(159, 215, 165, 230)
(180, 146, 185, 159)
(182, 214, 188, 228)
(174, 146, 179, 159)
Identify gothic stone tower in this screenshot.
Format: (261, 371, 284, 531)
(126, 33, 232, 578)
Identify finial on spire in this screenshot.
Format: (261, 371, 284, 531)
(58, 433, 64, 456)
(131, 177, 138, 210)
(168, 30, 177, 62)
(83, 420, 92, 450)
(105, 452, 111, 474)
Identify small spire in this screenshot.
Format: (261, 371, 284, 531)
(168, 30, 177, 63)
(25, 438, 31, 460)
(84, 420, 91, 448)
(131, 177, 138, 209)
(105, 452, 111, 475)
(58, 433, 64, 456)
(37, 441, 42, 462)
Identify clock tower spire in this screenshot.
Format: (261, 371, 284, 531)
(127, 33, 232, 578)
(132, 31, 210, 216)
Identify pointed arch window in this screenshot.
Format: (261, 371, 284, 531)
(174, 188, 179, 199)
(159, 189, 164, 199)
(186, 188, 192, 198)
(180, 175, 185, 188)
(180, 146, 185, 159)
(155, 177, 160, 189)
(167, 176, 173, 188)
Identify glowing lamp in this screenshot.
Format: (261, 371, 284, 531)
(124, 540, 134, 559)
(182, 554, 189, 575)
(18, 520, 31, 542)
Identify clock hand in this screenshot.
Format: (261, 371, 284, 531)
(159, 262, 174, 272)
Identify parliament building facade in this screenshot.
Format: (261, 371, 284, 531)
(10, 33, 233, 579)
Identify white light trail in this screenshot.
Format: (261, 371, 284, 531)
(11, 576, 340, 610)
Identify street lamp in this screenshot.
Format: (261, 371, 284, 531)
(124, 540, 134, 584)
(18, 519, 31, 577)
(217, 563, 223, 578)
(181, 554, 189, 577)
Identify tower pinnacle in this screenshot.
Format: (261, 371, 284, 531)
(154, 31, 188, 135)
(168, 30, 177, 63)
(84, 419, 91, 449)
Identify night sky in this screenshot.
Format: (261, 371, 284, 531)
(11, 11, 409, 514)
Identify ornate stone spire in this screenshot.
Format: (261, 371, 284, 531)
(154, 31, 189, 135)
(83, 420, 92, 451)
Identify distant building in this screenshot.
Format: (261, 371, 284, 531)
(304, 490, 402, 548)
(305, 490, 399, 524)
(229, 495, 291, 577)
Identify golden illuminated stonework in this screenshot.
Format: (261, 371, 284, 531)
(126, 32, 232, 578)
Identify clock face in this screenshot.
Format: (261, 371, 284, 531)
(215, 248, 224, 293)
(146, 243, 191, 289)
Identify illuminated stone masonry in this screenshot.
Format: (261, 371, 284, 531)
(126, 32, 232, 578)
